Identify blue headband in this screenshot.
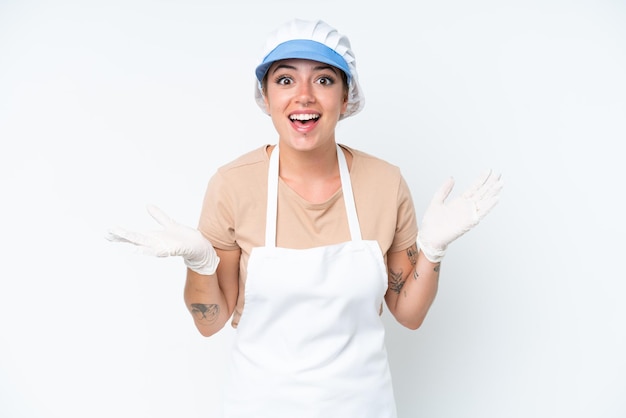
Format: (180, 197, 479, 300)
(255, 39, 351, 84)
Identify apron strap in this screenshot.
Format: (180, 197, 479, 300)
(265, 143, 362, 247)
(336, 144, 362, 241)
(265, 145, 280, 247)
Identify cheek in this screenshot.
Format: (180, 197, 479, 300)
(265, 89, 294, 115)
(263, 89, 280, 114)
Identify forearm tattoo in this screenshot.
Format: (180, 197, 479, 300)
(190, 303, 219, 324)
(390, 245, 440, 294)
(413, 262, 440, 281)
(407, 244, 418, 266)
(388, 269, 405, 294)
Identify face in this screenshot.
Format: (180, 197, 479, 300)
(263, 58, 349, 152)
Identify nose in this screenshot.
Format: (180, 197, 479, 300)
(295, 82, 315, 107)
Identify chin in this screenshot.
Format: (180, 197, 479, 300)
(283, 135, 323, 151)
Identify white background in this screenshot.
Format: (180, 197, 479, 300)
(1, 1, 625, 417)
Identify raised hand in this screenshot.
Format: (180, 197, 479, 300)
(417, 170, 503, 263)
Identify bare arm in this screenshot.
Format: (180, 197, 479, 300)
(384, 243, 440, 330)
(184, 248, 240, 337)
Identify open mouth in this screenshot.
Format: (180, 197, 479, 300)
(289, 113, 320, 125)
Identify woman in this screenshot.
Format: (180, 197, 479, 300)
(107, 18, 502, 418)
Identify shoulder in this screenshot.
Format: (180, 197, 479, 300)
(340, 145, 417, 252)
(341, 143, 413, 209)
(341, 144, 403, 180)
(207, 145, 270, 196)
(217, 145, 269, 175)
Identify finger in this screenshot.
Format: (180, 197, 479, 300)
(106, 227, 169, 258)
(106, 227, 154, 248)
(477, 174, 504, 200)
(476, 195, 500, 221)
(146, 204, 175, 227)
(431, 177, 455, 204)
(462, 169, 493, 199)
(133, 245, 161, 257)
(105, 227, 134, 243)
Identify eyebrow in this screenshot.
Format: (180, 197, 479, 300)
(270, 63, 339, 76)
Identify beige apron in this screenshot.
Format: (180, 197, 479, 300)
(223, 144, 397, 418)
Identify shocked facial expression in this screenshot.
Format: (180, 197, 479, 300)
(263, 59, 349, 151)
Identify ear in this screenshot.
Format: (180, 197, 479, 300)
(263, 93, 270, 113)
(341, 94, 349, 114)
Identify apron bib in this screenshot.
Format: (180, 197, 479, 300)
(223, 144, 397, 418)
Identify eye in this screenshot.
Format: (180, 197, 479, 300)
(275, 75, 293, 86)
(316, 76, 336, 86)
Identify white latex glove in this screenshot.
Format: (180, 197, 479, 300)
(417, 170, 503, 263)
(106, 205, 220, 275)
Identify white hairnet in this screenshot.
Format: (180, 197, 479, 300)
(254, 19, 365, 120)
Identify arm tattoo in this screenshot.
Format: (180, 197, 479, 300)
(413, 264, 440, 280)
(190, 303, 219, 324)
(407, 244, 418, 266)
(389, 268, 405, 294)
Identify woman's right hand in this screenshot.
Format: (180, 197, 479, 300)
(106, 205, 220, 275)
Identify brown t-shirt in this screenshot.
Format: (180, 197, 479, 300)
(198, 144, 418, 328)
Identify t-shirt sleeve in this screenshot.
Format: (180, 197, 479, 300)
(389, 174, 418, 253)
(197, 169, 240, 251)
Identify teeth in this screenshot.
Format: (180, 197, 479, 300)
(290, 114, 319, 121)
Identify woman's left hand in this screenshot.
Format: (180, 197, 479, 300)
(417, 170, 503, 263)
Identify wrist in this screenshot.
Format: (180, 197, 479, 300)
(185, 254, 220, 275)
(417, 236, 446, 263)
(184, 239, 220, 275)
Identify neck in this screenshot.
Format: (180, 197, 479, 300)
(277, 142, 339, 181)
(273, 141, 344, 204)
